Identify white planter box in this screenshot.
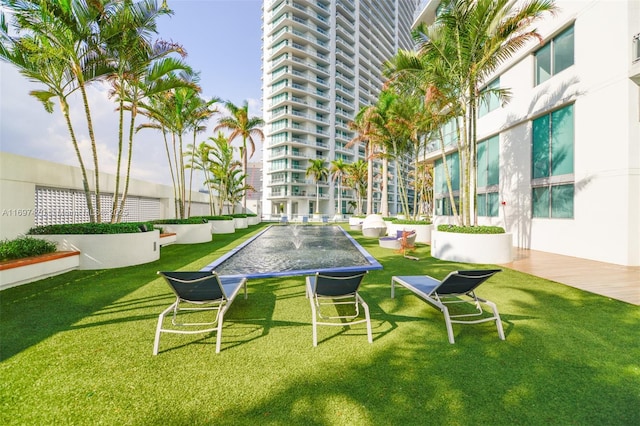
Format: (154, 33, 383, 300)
(33, 231, 160, 270)
(157, 223, 212, 244)
(0, 251, 80, 290)
(387, 223, 433, 244)
(349, 217, 365, 226)
(233, 217, 248, 229)
(246, 215, 260, 226)
(431, 230, 513, 264)
(210, 220, 235, 234)
(159, 233, 176, 246)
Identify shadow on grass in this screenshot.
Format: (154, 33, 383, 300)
(1, 225, 638, 425)
(0, 226, 267, 361)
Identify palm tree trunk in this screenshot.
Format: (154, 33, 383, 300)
(366, 144, 373, 215)
(117, 105, 137, 222)
(187, 130, 197, 217)
(439, 126, 459, 224)
(112, 95, 125, 223)
(337, 178, 342, 217)
(242, 137, 248, 214)
(60, 99, 95, 221)
(178, 134, 186, 218)
(79, 83, 101, 222)
(381, 152, 389, 217)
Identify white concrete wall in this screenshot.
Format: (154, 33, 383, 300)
(471, 0, 640, 266)
(0, 152, 213, 240)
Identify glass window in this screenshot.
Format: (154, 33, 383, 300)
(477, 192, 499, 217)
(478, 135, 499, 187)
(532, 105, 574, 179)
(479, 78, 500, 117)
(553, 27, 574, 75)
(551, 106, 574, 176)
(488, 192, 499, 217)
(531, 105, 574, 219)
(551, 184, 574, 218)
(535, 43, 552, 85)
(535, 25, 574, 86)
(532, 186, 549, 218)
(532, 115, 550, 179)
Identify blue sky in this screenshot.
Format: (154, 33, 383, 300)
(0, 0, 264, 186)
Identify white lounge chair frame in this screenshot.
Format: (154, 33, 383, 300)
(306, 271, 373, 347)
(391, 270, 505, 344)
(154, 271, 247, 355)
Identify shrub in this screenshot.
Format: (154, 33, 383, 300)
(191, 215, 233, 221)
(393, 219, 432, 225)
(28, 222, 155, 235)
(152, 218, 207, 225)
(437, 224, 505, 234)
(231, 214, 248, 218)
(0, 236, 57, 261)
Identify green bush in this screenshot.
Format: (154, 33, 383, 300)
(393, 219, 432, 225)
(152, 218, 207, 225)
(231, 214, 248, 218)
(28, 222, 155, 235)
(0, 236, 57, 261)
(192, 215, 233, 221)
(437, 224, 505, 234)
(246, 213, 258, 217)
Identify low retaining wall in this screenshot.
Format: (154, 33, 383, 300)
(0, 251, 80, 290)
(33, 230, 160, 270)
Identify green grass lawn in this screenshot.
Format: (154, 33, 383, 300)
(1, 224, 638, 425)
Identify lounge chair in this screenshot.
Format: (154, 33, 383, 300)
(379, 230, 417, 250)
(306, 270, 373, 346)
(391, 269, 505, 343)
(154, 271, 247, 355)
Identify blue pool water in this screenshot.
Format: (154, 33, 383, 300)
(202, 225, 382, 279)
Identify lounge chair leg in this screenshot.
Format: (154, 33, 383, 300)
(153, 317, 163, 355)
(153, 303, 176, 355)
(312, 321, 318, 347)
(442, 306, 456, 344)
(216, 311, 225, 353)
(363, 300, 373, 344)
(485, 299, 505, 340)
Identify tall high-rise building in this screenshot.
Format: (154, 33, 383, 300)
(261, 0, 418, 219)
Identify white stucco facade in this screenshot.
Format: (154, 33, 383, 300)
(0, 151, 212, 240)
(417, 0, 640, 266)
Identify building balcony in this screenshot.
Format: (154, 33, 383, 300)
(412, 0, 439, 28)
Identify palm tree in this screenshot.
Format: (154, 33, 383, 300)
(214, 100, 264, 213)
(184, 140, 214, 214)
(330, 158, 349, 217)
(344, 160, 368, 215)
(1, 0, 114, 222)
(383, 49, 461, 221)
(410, 0, 556, 225)
(207, 132, 241, 215)
(306, 158, 328, 215)
(348, 106, 381, 215)
(103, 0, 190, 222)
(183, 94, 220, 216)
(0, 11, 96, 220)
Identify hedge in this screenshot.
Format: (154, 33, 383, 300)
(0, 236, 58, 261)
(28, 222, 155, 235)
(437, 224, 505, 234)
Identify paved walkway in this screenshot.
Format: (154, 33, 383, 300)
(502, 249, 640, 305)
